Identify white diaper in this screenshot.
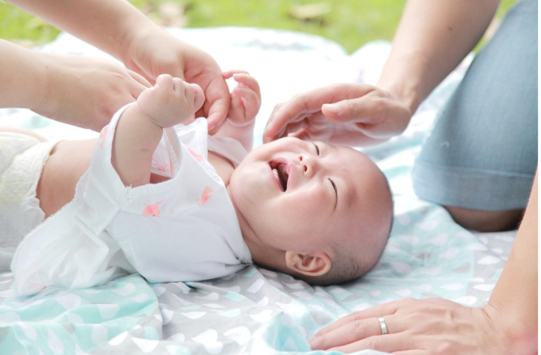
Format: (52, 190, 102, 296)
(0, 132, 59, 271)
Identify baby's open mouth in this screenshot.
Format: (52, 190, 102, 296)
(271, 162, 289, 192)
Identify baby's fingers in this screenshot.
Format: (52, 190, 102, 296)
(156, 74, 174, 89)
(232, 87, 260, 120)
(222, 69, 249, 80)
(232, 74, 261, 98)
(222, 70, 261, 98)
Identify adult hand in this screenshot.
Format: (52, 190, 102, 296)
(263, 83, 412, 146)
(34, 52, 151, 131)
(309, 298, 535, 354)
(122, 28, 230, 135)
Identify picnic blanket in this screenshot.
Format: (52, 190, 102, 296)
(0, 27, 515, 355)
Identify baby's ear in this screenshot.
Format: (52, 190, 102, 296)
(284, 251, 331, 277)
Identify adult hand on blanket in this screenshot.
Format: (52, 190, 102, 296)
(309, 298, 535, 354)
(121, 28, 230, 135)
(263, 83, 412, 145)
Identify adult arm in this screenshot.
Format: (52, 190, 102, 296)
(8, 0, 230, 133)
(309, 170, 538, 354)
(264, 0, 500, 144)
(0, 39, 150, 130)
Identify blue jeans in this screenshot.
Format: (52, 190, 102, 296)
(413, 0, 538, 211)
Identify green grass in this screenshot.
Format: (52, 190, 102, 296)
(0, 0, 517, 53)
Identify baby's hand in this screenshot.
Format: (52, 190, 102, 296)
(137, 74, 205, 128)
(223, 70, 261, 126)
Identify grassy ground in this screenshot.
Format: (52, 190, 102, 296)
(0, 0, 516, 53)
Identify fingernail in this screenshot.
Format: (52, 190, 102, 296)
(308, 338, 318, 349)
(209, 124, 216, 132)
(323, 103, 339, 114)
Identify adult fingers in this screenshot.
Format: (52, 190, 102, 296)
(264, 98, 310, 142)
(313, 301, 401, 339)
(263, 102, 284, 142)
(279, 120, 309, 141)
(321, 93, 382, 124)
(393, 351, 430, 355)
(328, 334, 416, 354)
(264, 83, 374, 141)
(204, 76, 231, 134)
(222, 69, 250, 79)
(310, 315, 408, 351)
(287, 128, 310, 141)
(127, 69, 152, 88)
(127, 73, 152, 100)
(309, 317, 382, 350)
(124, 60, 156, 84)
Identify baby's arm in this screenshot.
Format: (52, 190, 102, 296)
(213, 71, 261, 151)
(112, 74, 204, 187)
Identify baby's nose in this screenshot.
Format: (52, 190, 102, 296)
(298, 154, 315, 177)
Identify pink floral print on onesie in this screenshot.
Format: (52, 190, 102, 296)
(143, 201, 164, 217)
(156, 163, 170, 173)
(99, 125, 109, 150)
(186, 146, 204, 162)
(197, 186, 213, 206)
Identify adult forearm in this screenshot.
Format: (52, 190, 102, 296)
(0, 39, 47, 110)
(378, 0, 500, 112)
(7, 0, 155, 61)
(485, 170, 538, 348)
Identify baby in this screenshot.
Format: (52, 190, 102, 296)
(6, 72, 393, 295)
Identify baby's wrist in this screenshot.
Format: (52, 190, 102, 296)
(126, 103, 163, 130)
(226, 117, 256, 128)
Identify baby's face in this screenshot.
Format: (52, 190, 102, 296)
(229, 137, 387, 257)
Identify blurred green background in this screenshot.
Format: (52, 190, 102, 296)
(0, 0, 517, 53)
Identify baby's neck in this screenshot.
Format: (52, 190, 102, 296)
(208, 151, 263, 263)
(207, 151, 235, 187)
(207, 151, 256, 253)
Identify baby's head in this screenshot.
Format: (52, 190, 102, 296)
(228, 137, 393, 285)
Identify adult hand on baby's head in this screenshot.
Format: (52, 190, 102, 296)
(223, 70, 261, 126)
(136, 74, 204, 128)
(34, 53, 151, 131)
(121, 28, 230, 134)
(263, 83, 412, 146)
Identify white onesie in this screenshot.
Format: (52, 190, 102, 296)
(11, 104, 252, 295)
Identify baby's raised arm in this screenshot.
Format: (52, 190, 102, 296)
(213, 71, 261, 151)
(112, 74, 204, 187)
